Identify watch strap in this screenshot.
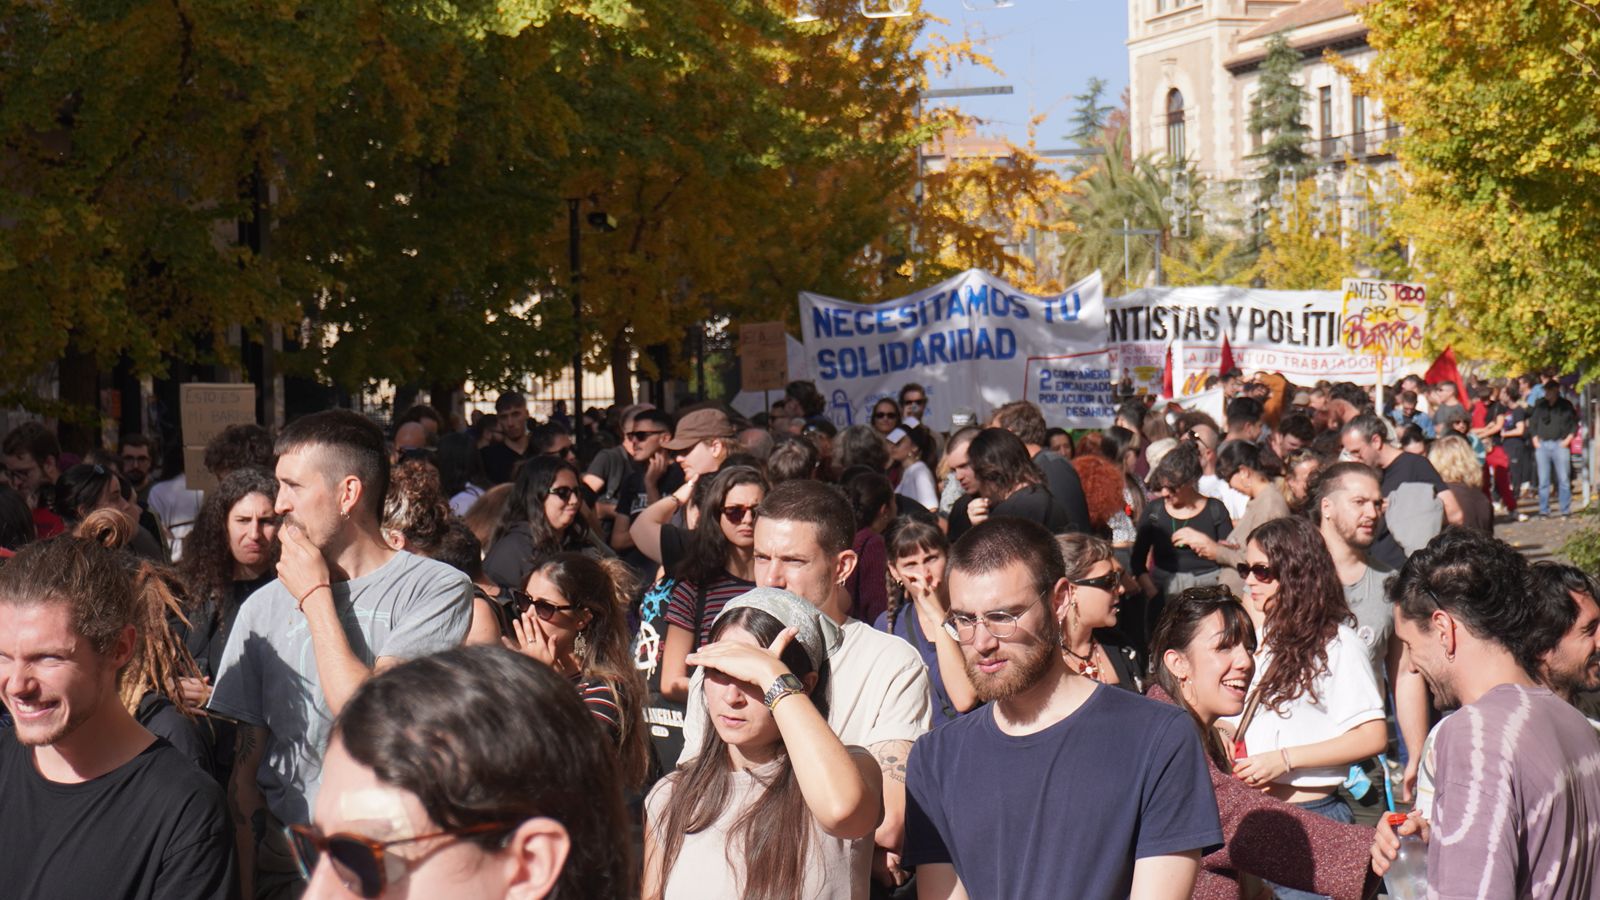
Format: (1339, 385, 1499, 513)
(763, 673, 805, 709)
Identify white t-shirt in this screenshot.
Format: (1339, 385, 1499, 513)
(895, 460, 939, 510)
(147, 474, 205, 561)
(1198, 474, 1250, 521)
(1221, 623, 1385, 788)
(678, 618, 931, 764)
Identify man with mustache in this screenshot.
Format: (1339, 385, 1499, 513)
(902, 517, 1221, 900)
(208, 410, 472, 899)
(1528, 562, 1600, 712)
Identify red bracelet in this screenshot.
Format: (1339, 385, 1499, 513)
(297, 582, 331, 611)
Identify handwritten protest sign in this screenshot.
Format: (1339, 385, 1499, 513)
(180, 383, 257, 492)
(1340, 279, 1427, 360)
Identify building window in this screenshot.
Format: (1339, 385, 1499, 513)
(1250, 94, 1262, 152)
(1166, 89, 1186, 161)
(1156, 0, 1166, 12)
(1352, 94, 1366, 155)
(1319, 86, 1333, 158)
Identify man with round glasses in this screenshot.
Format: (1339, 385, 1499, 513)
(903, 517, 1221, 900)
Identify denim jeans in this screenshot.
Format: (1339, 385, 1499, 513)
(1535, 440, 1572, 515)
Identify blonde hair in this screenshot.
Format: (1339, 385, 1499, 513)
(1427, 435, 1483, 488)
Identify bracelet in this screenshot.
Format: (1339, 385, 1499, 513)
(1279, 748, 1293, 772)
(296, 582, 331, 611)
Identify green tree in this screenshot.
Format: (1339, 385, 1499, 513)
(1067, 77, 1115, 146)
(1249, 33, 1313, 203)
(1346, 0, 1600, 372)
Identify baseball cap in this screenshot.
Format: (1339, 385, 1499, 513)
(663, 409, 737, 451)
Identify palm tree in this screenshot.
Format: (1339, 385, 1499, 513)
(1057, 129, 1191, 296)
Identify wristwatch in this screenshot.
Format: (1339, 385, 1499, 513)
(763, 673, 805, 710)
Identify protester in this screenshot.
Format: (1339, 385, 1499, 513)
(841, 469, 892, 626)
(54, 462, 166, 560)
(1529, 378, 1579, 517)
(887, 423, 938, 508)
(0, 534, 235, 899)
(207, 409, 473, 898)
(1269, 410, 1316, 461)
(870, 397, 900, 436)
(657, 466, 765, 704)
(175, 467, 280, 710)
(874, 519, 978, 726)
(119, 433, 157, 497)
(1131, 440, 1231, 606)
(483, 456, 610, 589)
(1055, 533, 1142, 690)
(1181, 419, 1249, 520)
(664, 408, 741, 482)
(610, 408, 680, 575)
(962, 427, 1074, 536)
(503, 552, 649, 789)
(0, 483, 38, 554)
(936, 426, 979, 528)
(480, 391, 534, 484)
(1340, 413, 1459, 569)
(767, 435, 818, 484)
(1282, 449, 1323, 514)
(680, 479, 931, 894)
(898, 383, 928, 424)
(903, 517, 1222, 898)
(1223, 516, 1385, 845)
(3, 422, 65, 540)
(1428, 433, 1492, 532)
(205, 424, 277, 483)
(1045, 427, 1074, 458)
(1374, 529, 1600, 898)
(644, 589, 883, 900)
(1177, 439, 1289, 590)
(990, 400, 1092, 533)
(297, 646, 632, 899)
(147, 443, 205, 559)
(382, 462, 503, 645)
(1147, 586, 1375, 900)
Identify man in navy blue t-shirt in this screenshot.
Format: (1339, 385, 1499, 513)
(903, 517, 1221, 900)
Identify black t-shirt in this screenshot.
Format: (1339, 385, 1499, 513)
(480, 442, 535, 485)
(993, 484, 1073, 534)
(1529, 397, 1579, 442)
(1034, 449, 1092, 534)
(0, 730, 235, 900)
(1130, 498, 1232, 576)
(1372, 452, 1448, 570)
(134, 693, 212, 778)
(946, 494, 975, 544)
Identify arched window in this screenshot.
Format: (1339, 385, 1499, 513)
(1166, 89, 1186, 161)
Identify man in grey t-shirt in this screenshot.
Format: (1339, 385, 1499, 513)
(208, 411, 470, 899)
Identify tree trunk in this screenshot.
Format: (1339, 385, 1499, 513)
(57, 341, 101, 455)
(610, 334, 634, 407)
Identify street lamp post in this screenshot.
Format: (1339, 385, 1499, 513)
(566, 198, 583, 438)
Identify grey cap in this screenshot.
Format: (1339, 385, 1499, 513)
(712, 587, 843, 672)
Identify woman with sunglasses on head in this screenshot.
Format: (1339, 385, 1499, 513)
(655, 466, 768, 705)
(294, 645, 632, 900)
(504, 552, 650, 791)
(1148, 587, 1375, 900)
(1055, 533, 1143, 691)
(54, 462, 166, 561)
(484, 456, 611, 590)
(1130, 440, 1231, 611)
(644, 589, 882, 900)
(1222, 516, 1385, 852)
(875, 519, 977, 726)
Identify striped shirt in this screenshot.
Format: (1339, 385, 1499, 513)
(577, 679, 623, 747)
(665, 575, 755, 649)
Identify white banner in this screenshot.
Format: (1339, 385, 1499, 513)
(800, 270, 1111, 431)
(1108, 286, 1427, 397)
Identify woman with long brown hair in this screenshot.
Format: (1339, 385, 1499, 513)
(1147, 586, 1374, 900)
(503, 552, 650, 791)
(1222, 516, 1385, 835)
(644, 589, 881, 900)
(1055, 533, 1143, 691)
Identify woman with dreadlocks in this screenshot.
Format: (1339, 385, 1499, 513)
(74, 510, 212, 776)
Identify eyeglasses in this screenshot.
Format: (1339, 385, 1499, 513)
(873, 411, 899, 420)
(722, 504, 758, 524)
(286, 821, 515, 899)
(902, 397, 926, 408)
(944, 598, 1041, 643)
(1070, 572, 1122, 592)
(626, 430, 667, 443)
(552, 446, 577, 460)
(1235, 563, 1278, 583)
(505, 588, 579, 622)
(547, 486, 578, 503)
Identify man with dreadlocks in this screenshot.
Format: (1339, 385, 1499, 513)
(0, 529, 236, 899)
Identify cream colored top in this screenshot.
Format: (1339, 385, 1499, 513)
(646, 753, 874, 900)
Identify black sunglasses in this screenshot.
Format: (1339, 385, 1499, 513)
(1070, 572, 1121, 591)
(547, 486, 578, 503)
(873, 411, 898, 420)
(505, 588, 580, 622)
(626, 430, 667, 443)
(903, 397, 926, 406)
(1235, 563, 1278, 583)
(287, 822, 514, 899)
(722, 504, 758, 524)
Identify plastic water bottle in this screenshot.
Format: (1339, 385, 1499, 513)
(1383, 812, 1429, 900)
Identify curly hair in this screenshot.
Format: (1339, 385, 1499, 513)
(179, 467, 280, 614)
(383, 460, 452, 554)
(1071, 454, 1127, 533)
(1246, 516, 1352, 713)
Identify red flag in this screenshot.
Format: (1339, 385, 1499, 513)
(1219, 334, 1238, 377)
(1161, 343, 1174, 398)
(1423, 347, 1469, 406)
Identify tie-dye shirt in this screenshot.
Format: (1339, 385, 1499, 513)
(1428, 683, 1600, 899)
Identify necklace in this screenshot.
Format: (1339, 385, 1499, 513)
(1062, 638, 1102, 681)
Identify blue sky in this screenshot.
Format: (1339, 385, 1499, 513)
(919, 0, 1130, 149)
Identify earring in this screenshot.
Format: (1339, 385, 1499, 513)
(574, 631, 590, 661)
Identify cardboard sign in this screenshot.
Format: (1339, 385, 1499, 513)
(180, 383, 257, 492)
(740, 322, 791, 393)
(1339, 278, 1427, 361)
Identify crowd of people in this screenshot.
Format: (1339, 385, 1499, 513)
(0, 366, 1595, 900)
